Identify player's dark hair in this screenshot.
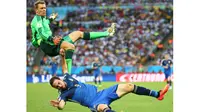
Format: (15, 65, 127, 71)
(34, 0, 46, 9)
(49, 76, 60, 87)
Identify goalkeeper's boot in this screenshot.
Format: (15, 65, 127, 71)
(107, 23, 117, 36)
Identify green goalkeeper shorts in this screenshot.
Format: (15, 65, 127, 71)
(40, 41, 60, 57)
(39, 36, 74, 57)
(62, 35, 75, 44)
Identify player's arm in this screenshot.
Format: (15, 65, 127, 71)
(169, 59, 173, 67)
(50, 99, 66, 110)
(161, 60, 168, 69)
(61, 50, 68, 74)
(34, 17, 53, 41)
(163, 65, 168, 69)
(93, 66, 97, 69)
(92, 63, 97, 69)
(98, 63, 102, 73)
(34, 16, 61, 45)
(91, 62, 94, 69)
(57, 100, 65, 110)
(30, 25, 40, 47)
(50, 90, 68, 110)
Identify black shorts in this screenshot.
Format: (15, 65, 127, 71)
(40, 41, 60, 57)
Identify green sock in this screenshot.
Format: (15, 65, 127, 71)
(83, 32, 109, 40)
(65, 59, 72, 75)
(65, 49, 74, 75)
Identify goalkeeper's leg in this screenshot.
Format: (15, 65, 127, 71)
(64, 23, 116, 43)
(60, 41, 75, 75)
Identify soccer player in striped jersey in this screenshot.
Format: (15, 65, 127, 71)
(30, 0, 116, 75)
(49, 52, 170, 112)
(161, 54, 173, 89)
(92, 57, 102, 87)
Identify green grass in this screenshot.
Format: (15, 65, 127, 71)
(27, 82, 173, 112)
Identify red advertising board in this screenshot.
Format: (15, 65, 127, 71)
(116, 73, 174, 82)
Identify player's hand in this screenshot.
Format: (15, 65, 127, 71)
(50, 100, 59, 107)
(53, 36, 62, 45)
(49, 13, 58, 20)
(59, 48, 65, 57)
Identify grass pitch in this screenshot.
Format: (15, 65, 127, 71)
(27, 82, 173, 112)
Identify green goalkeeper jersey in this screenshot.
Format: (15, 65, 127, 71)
(31, 15, 54, 47)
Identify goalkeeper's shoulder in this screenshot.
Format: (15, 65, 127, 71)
(31, 15, 43, 26)
(30, 16, 38, 27)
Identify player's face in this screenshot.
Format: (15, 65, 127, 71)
(94, 57, 99, 62)
(52, 79, 66, 89)
(164, 55, 169, 59)
(36, 4, 46, 16)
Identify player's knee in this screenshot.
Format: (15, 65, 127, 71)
(68, 44, 75, 50)
(73, 31, 84, 38)
(124, 83, 134, 92)
(97, 104, 108, 112)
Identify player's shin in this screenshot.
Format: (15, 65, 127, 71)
(94, 79, 97, 84)
(98, 80, 101, 85)
(168, 80, 172, 89)
(169, 80, 172, 86)
(132, 85, 159, 98)
(65, 49, 74, 75)
(167, 81, 170, 85)
(167, 80, 172, 86)
(83, 32, 109, 40)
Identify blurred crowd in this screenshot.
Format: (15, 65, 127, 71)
(27, 0, 173, 7)
(27, 0, 173, 74)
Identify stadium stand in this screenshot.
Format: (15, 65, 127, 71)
(27, 0, 173, 75)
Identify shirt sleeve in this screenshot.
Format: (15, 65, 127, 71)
(169, 59, 173, 64)
(161, 60, 167, 66)
(34, 16, 53, 42)
(58, 90, 68, 102)
(58, 88, 76, 102)
(98, 63, 101, 67)
(91, 62, 94, 68)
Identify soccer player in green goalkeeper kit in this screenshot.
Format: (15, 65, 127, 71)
(30, 0, 116, 75)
